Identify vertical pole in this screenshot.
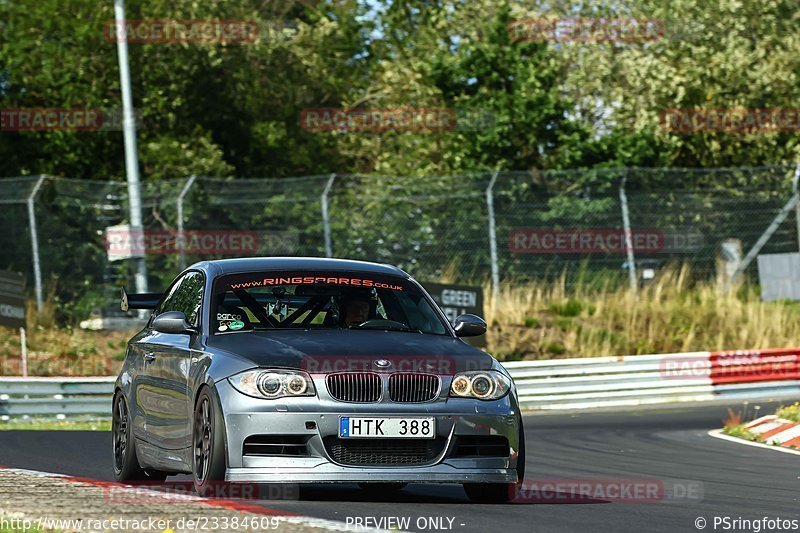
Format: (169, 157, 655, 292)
(730, 192, 799, 287)
(114, 0, 148, 293)
(321, 173, 336, 258)
(486, 168, 501, 303)
(619, 174, 638, 296)
(792, 162, 800, 253)
(20, 327, 27, 378)
(27, 175, 46, 312)
(177, 175, 197, 271)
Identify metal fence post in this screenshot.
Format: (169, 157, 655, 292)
(619, 173, 638, 296)
(114, 0, 148, 294)
(27, 175, 47, 312)
(792, 162, 800, 253)
(177, 175, 197, 271)
(321, 173, 336, 258)
(486, 168, 501, 303)
(730, 188, 800, 288)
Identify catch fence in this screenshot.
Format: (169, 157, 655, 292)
(1, 165, 799, 318)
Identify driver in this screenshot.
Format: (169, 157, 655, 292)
(343, 298, 370, 327)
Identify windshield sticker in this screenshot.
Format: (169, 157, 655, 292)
(229, 320, 245, 331)
(227, 276, 404, 291)
(218, 323, 229, 332)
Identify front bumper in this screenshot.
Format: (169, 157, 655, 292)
(215, 379, 522, 484)
(226, 464, 516, 484)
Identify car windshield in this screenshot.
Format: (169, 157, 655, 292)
(211, 271, 448, 335)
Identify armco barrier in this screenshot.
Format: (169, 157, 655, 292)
(0, 377, 115, 418)
(0, 348, 798, 417)
(505, 348, 800, 410)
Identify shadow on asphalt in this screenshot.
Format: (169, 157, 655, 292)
(145, 480, 611, 506)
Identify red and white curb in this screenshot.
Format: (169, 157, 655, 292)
(743, 415, 800, 448)
(707, 415, 800, 456)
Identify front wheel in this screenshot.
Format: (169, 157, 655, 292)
(193, 388, 228, 496)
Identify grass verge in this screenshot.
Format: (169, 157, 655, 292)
(484, 264, 800, 360)
(776, 402, 800, 423)
(2, 263, 800, 371)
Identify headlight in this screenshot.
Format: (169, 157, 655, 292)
(449, 371, 511, 400)
(229, 369, 316, 399)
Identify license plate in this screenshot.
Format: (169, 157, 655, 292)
(338, 417, 435, 439)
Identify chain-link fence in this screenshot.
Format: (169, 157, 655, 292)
(3, 165, 799, 322)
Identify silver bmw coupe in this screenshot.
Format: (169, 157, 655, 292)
(113, 257, 525, 502)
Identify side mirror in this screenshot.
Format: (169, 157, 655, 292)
(152, 311, 194, 334)
(453, 314, 487, 337)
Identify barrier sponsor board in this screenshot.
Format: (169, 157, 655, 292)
(0, 271, 25, 329)
(423, 283, 485, 348)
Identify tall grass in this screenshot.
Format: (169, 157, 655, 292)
(484, 264, 800, 360)
(2, 263, 799, 374)
(0, 289, 131, 376)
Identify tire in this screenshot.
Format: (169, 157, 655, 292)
(463, 419, 525, 503)
(516, 416, 526, 481)
(112, 391, 170, 484)
(112, 391, 145, 481)
(358, 482, 408, 492)
(192, 387, 228, 496)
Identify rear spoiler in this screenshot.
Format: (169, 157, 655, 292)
(120, 286, 162, 312)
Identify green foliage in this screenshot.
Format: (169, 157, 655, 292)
(776, 402, 800, 423)
(553, 317, 573, 331)
(549, 0, 800, 166)
(3, 0, 797, 177)
(722, 424, 758, 441)
(523, 316, 540, 328)
(545, 341, 566, 355)
(549, 299, 585, 317)
(2, 0, 799, 321)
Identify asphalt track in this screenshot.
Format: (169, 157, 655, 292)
(0, 401, 796, 533)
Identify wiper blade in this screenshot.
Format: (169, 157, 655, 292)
(364, 326, 423, 334)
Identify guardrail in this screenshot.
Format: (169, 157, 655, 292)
(1, 348, 798, 417)
(505, 348, 800, 410)
(0, 377, 115, 418)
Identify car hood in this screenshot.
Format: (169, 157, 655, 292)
(205, 329, 493, 374)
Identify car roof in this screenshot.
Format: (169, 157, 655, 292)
(188, 257, 410, 278)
